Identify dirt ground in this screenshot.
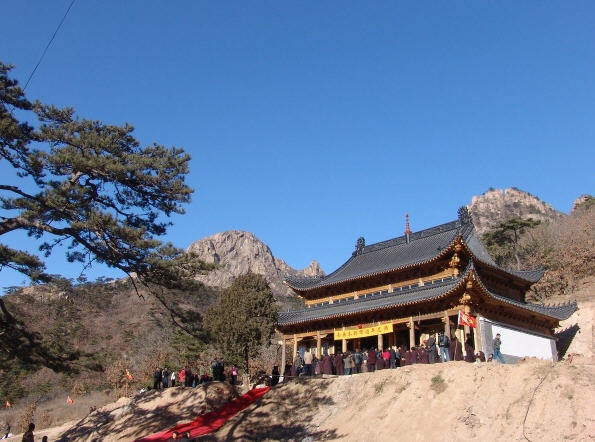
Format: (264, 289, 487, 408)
(205, 358, 595, 442)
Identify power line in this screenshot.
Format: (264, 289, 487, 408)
(23, 0, 77, 92)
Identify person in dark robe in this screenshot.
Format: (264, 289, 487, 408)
(271, 366, 280, 386)
(334, 352, 344, 376)
(293, 352, 303, 376)
(375, 354, 384, 370)
(322, 354, 333, 375)
(450, 336, 464, 361)
(465, 333, 475, 362)
(426, 335, 437, 364)
(185, 369, 193, 386)
(394, 347, 401, 367)
(411, 349, 418, 364)
(389, 347, 397, 368)
(352, 349, 363, 373)
(153, 368, 162, 390)
(367, 348, 377, 372)
(22, 423, 35, 442)
(400, 348, 408, 366)
(403, 350, 410, 365)
(219, 360, 226, 381)
(413, 347, 420, 363)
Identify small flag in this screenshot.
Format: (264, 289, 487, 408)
(5, 400, 10, 408)
(458, 311, 477, 328)
(67, 396, 74, 405)
(126, 369, 133, 381)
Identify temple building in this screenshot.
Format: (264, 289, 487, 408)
(277, 208, 577, 365)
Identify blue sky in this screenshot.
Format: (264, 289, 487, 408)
(1, 1, 594, 288)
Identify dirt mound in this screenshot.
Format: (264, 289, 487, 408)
(23, 383, 237, 442)
(206, 360, 595, 442)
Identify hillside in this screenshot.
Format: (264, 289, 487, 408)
(10, 357, 595, 441)
(468, 187, 564, 234)
(0, 279, 218, 398)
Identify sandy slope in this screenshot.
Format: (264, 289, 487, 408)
(206, 359, 595, 442)
(8, 360, 594, 442)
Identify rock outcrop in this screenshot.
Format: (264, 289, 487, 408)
(571, 194, 594, 213)
(468, 187, 564, 234)
(187, 231, 324, 301)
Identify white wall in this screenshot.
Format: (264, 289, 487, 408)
(481, 318, 556, 361)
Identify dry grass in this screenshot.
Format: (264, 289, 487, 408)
(17, 401, 37, 433)
(521, 206, 594, 301)
(430, 373, 447, 394)
(1, 390, 115, 433)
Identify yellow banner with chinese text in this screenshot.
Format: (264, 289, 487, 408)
(334, 323, 393, 340)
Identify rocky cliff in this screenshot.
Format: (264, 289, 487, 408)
(187, 231, 324, 302)
(467, 187, 564, 234)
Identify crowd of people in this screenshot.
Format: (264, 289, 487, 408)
(287, 332, 504, 378)
(150, 360, 239, 391)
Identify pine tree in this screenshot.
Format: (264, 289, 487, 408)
(204, 273, 278, 375)
(1, 61, 209, 368)
(482, 217, 541, 268)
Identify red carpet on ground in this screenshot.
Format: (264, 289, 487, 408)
(135, 386, 270, 441)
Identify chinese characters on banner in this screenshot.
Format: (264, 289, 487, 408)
(334, 323, 394, 340)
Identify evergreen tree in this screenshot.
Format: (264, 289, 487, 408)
(0, 61, 208, 367)
(204, 273, 278, 375)
(482, 217, 541, 268)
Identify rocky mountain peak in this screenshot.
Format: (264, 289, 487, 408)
(467, 187, 564, 234)
(572, 194, 594, 213)
(187, 230, 325, 299)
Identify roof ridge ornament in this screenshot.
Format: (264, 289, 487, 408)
(405, 213, 412, 243)
(353, 236, 365, 256)
(457, 206, 473, 226)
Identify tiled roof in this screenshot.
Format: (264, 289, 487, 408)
(285, 220, 460, 291)
(278, 275, 463, 326)
(469, 263, 576, 320)
(278, 263, 576, 327)
(285, 211, 544, 291)
(486, 291, 577, 321)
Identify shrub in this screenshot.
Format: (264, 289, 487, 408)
(431, 374, 447, 394)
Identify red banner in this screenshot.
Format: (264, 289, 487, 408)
(458, 311, 477, 328)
